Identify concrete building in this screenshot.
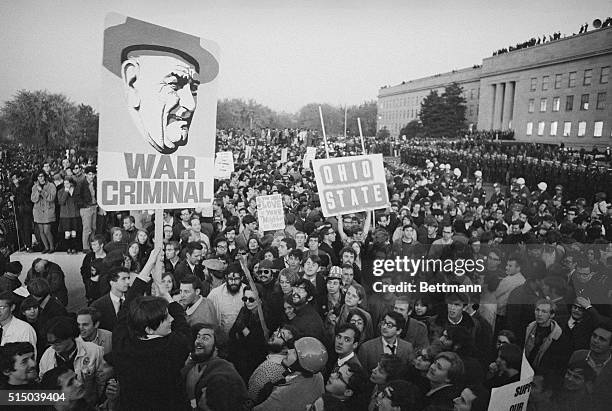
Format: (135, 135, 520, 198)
(378, 26, 612, 148)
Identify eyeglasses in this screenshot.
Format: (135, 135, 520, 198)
(381, 321, 397, 329)
(571, 304, 586, 311)
(350, 318, 364, 325)
(238, 251, 248, 256)
(258, 269, 275, 275)
(242, 297, 256, 303)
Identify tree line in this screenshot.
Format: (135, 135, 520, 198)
(0, 90, 378, 147)
(0, 84, 467, 147)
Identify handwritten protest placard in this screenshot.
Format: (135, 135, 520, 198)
(256, 194, 285, 231)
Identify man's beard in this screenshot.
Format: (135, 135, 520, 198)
(192, 347, 214, 363)
(292, 295, 308, 307)
(227, 283, 241, 294)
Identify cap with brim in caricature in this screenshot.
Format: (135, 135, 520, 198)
(103, 14, 219, 83)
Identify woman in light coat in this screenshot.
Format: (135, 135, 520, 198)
(31, 171, 57, 253)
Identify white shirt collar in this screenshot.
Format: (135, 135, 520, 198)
(337, 352, 355, 367)
(185, 296, 204, 316)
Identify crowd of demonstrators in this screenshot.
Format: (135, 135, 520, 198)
(0, 128, 610, 411)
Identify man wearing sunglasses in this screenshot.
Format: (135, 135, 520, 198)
(255, 259, 279, 302)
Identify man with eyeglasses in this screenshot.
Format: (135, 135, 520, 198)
(319, 225, 340, 266)
(562, 296, 604, 351)
(173, 208, 192, 240)
(358, 312, 413, 375)
(308, 362, 368, 411)
(569, 258, 610, 316)
(255, 259, 279, 302)
(248, 325, 298, 404)
(0, 291, 38, 358)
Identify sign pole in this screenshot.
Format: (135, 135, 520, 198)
(238, 256, 269, 340)
(153, 209, 164, 275)
(358, 117, 366, 155)
(344, 105, 347, 139)
(319, 105, 330, 159)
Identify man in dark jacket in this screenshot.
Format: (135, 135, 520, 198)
(182, 323, 250, 410)
(112, 254, 192, 411)
(289, 278, 326, 344)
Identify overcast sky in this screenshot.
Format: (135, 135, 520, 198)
(1, 0, 609, 113)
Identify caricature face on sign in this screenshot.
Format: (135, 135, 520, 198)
(98, 14, 220, 211)
(122, 50, 201, 154)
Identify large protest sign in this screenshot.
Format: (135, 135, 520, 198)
(97, 13, 219, 210)
(312, 154, 389, 217)
(487, 353, 535, 411)
(303, 147, 317, 168)
(214, 151, 234, 179)
(256, 194, 285, 232)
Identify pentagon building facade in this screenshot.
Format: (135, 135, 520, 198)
(378, 26, 612, 148)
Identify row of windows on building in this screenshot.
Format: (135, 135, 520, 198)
(382, 104, 479, 121)
(529, 66, 609, 92)
(380, 109, 420, 121)
(526, 120, 608, 138)
(528, 92, 606, 113)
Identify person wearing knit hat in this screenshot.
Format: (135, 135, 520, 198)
(536, 182, 551, 204)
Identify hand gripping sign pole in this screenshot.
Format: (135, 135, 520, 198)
(318, 106, 331, 159)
